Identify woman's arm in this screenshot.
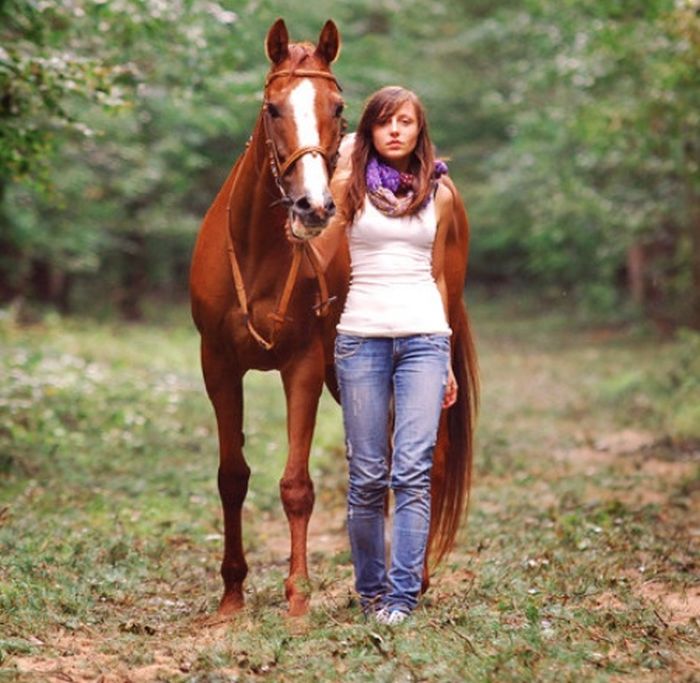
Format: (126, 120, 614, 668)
(433, 181, 458, 408)
(433, 182, 453, 323)
(307, 136, 354, 272)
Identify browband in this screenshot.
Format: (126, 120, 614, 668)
(265, 69, 343, 91)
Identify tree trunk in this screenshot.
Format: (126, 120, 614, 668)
(29, 259, 72, 311)
(118, 231, 147, 320)
(0, 177, 23, 303)
(627, 243, 646, 306)
(690, 195, 700, 329)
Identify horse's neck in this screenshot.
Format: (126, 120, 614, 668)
(228, 115, 286, 255)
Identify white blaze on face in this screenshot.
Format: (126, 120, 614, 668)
(289, 79, 328, 207)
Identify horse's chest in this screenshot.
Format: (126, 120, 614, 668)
(224, 286, 320, 369)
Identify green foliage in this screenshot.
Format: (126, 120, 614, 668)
(468, 0, 700, 320)
(0, 0, 136, 183)
(0, 0, 699, 324)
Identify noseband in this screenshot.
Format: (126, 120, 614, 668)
(263, 69, 344, 206)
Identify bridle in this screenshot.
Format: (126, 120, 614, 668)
(262, 68, 344, 207)
(225, 67, 344, 352)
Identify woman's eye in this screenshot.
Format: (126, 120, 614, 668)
(266, 103, 281, 118)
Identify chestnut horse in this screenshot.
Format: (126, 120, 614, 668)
(190, 18, 478, 618)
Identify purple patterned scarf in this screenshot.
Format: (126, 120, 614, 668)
(366, 155, 449, 217)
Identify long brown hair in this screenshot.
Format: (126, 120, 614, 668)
(344, 86, 436, 224)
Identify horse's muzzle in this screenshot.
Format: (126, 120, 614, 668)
(290, 211, 331, 240)
(292, 194, 336, 229)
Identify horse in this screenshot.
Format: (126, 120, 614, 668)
(190, 18, 478, 618)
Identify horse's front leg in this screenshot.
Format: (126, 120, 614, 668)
(279, 342, 325, 616)
(201, 341, 249, 616)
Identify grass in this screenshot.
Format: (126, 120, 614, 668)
(0, 295, 698, 681)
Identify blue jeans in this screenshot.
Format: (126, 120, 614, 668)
(335, 333, 450, 613)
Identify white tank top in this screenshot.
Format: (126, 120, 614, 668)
(337, 195, 451, 337)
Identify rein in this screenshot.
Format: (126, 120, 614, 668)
(225, 216, 331, 351)
(225, 67, 341, 351)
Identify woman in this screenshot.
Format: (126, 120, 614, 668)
(310, 86, 468, 624)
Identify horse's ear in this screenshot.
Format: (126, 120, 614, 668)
(265, 18, 290, 65)
(315, 19, 340, 64)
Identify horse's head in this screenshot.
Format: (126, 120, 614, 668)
(263, 19, 344, 240)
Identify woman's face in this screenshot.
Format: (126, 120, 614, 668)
(371, 100, 420, 171)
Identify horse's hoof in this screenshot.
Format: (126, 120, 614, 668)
(286, 595, 310, 617)
(217, 593, 245, 617)
(285, 612, 311, 635)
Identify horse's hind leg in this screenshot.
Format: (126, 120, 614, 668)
(279, 351, 324, 616)
(201, 342, 249, 616)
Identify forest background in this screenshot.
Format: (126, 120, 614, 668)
(1, 2, 700, 679)
(1, 0, 699, 329)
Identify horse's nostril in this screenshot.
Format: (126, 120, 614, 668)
(325, 198, 336, 215)
(295, 196, 312, 212)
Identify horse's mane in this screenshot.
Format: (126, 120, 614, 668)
(283, 44, 324, 69)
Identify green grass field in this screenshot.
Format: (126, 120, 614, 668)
(1, 297, 698, 682)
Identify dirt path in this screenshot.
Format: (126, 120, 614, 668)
(2, 309, 699, 681)
(9, 504, 353, 682)
(9, 428, 699, 682)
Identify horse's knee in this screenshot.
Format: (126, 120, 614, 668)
(279, 477, 314, 518)
(218, 462, 251, 507)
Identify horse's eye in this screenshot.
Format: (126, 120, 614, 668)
(266, 102, 281, 118)
(334, 103, 345, 118)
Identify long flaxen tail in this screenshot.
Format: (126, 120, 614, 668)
(428, 300, 479, 564)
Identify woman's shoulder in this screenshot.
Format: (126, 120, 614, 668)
(339, 132, 356, 156)
(337, 133, 355, 168)
(434, 175, 469, 238)
(436, 175, 468, 211)
(434, 178, 455, 212)
(333, 132, 355, 183)
(436, 174, 460, 200)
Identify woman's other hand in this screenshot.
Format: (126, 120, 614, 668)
(443, 365, 457, 409)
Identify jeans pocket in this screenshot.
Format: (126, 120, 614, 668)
(334, 334, 366, 361)
(421, 334, 451, 353)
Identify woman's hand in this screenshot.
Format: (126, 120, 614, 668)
(443, 365, 458, 409)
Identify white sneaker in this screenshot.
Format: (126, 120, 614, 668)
(375, 608, 409, 625)
(374, 606, 389, 622)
